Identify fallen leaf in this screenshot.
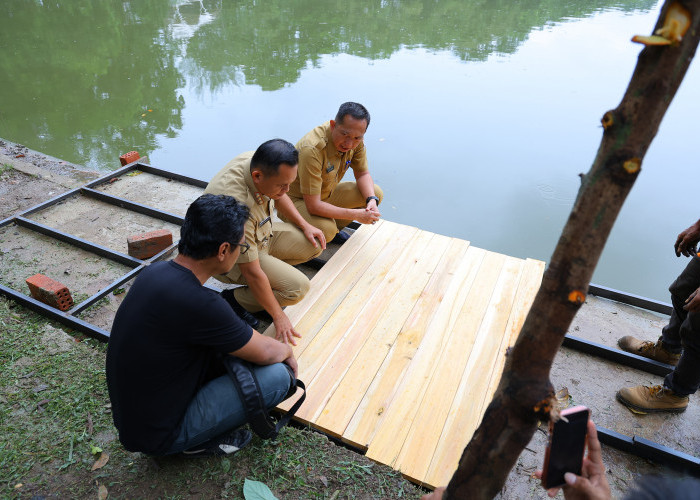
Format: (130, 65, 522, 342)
(98, 484, 108, 500)
(243, 478, 278, 500)
(319, 475, 328, 487)
(91, 451, 109, 471)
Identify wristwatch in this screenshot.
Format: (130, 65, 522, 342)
(365, 195, 380, 206)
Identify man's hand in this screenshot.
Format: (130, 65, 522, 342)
(273, 312, 302, 346)
(302, 223, 327, 250)
(536, 421, 611, 500)
(674, 220, 700, 257)
(353, 207, 381, 225)
(366, 199, 379, 213)
(684, 286, 700, 313)
(283, 352, 298, 377)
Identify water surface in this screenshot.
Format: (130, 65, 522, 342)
(1, 0, 698, 302)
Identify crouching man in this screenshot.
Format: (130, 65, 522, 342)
(106, 194, 297, 457)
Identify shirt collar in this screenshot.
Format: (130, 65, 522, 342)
(244, 164, 267, 205)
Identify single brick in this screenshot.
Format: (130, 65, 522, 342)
(127, 229, 173, 259)
(119, 150, 140, 166)
(26, 274, 74, 311)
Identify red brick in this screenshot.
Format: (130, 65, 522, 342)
(26, 274, 74, 311)
(127, 229, 173, 259)
(119, 151, 140, 166)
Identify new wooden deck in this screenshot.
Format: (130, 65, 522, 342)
(264, 219, 545, 488)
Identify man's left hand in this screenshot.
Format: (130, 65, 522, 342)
(366, 199, 379, 213)
(684, 286, 700, 313)
(303, 224, 327, 250)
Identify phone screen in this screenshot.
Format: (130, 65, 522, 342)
(542, 406, 589, 489)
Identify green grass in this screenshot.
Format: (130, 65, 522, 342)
(0, 296, 423, 499)
(0, 163, 13, 175)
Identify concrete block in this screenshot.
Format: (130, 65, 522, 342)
(127, 229, 173, 259)
(119, 151, 140, 166)
(26, 274, 74, 311)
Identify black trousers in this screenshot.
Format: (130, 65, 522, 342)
(662, 256, 700, 396)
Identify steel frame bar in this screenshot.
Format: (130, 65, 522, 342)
(14, 216, 142, 267)
(0, 283, 110, 341)
(82, 188, 185, 225)
(562, 335, 674, 377)
(597, 426, 700, 477)
(589, 283, 672, 316)
(68, 266, 143, 315)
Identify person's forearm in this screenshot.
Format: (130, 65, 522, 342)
(306, 198, 357, 220)
(276, 195, 311, 229)
(355, 172, 376, 200)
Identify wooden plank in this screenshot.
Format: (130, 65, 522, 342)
(420, 256, 526, 487)
(392, 253, 516, 482)
(298, 230, 444, 425)
(365, 250, 507, 466)
(279, 221, 406, 359)
(343, 245, 486, 448)
(277, 224, 419, 412)
(264, 220, 385, 335)
(315, 237, 471, 438)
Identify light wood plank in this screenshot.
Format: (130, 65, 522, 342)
(277, 224, 419, 412)
(299, 230, 444, 425)
(264, 220, 385, 336)
(315, 237, 471, 437)
(365, 250, 507, 466)
(343, 245, 486, 448)
(420, 256, 525, 487)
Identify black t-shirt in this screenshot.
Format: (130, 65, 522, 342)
(106, 261, 252, 454)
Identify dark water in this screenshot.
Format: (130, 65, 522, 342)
(1, 0, 698, 302)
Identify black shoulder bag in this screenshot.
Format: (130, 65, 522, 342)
(222, 356, 306, 440)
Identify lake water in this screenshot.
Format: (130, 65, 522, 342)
(2, 0, 698, 302)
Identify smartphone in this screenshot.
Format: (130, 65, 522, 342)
(541, 405, 590, 489)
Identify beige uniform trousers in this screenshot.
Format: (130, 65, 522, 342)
(287, 182, 384, 243)
(230, 221, 322, 312)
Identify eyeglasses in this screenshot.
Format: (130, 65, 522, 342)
(235, 241, 250, 255)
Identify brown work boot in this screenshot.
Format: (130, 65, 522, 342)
(616, 384, 688, 414)
(617, 336, 680, 366)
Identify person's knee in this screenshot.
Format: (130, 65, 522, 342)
(257, 363, 293, 408)
(277, 273, 310, 306)
(316, 218, 339, 242)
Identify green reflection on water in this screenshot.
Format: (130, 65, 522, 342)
(1, 0, 654, 169)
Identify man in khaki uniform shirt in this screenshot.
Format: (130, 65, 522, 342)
(285, 102, 384, 243)
(204, 139, 326, 345)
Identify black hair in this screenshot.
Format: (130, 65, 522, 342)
(250, 139, 298, 177)
(624, 475, 700, 500)
(335, 102, 371, 128)
(178, 194, 249, 259)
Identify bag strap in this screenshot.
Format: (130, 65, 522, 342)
(223, 357, 306, 440)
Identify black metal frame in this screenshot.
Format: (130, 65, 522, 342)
(0, 160, 205, 341)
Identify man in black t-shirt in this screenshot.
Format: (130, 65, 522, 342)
(106, 194, 297, 456)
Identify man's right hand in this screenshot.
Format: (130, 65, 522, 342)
(353, 207, 381, 224)
(284, 352, 298, 377)
(273, 312, 302, 346)
(674, 220, 700, 257)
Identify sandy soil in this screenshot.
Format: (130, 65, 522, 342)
(1, 137, 696, 499)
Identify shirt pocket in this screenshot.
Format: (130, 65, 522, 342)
(255, 219, 272, 249)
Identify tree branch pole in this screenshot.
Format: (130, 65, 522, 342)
(444, 2, 700, 498)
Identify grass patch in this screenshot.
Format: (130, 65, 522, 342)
(0, 296, 424, 499)
(0, 163, 13, 176)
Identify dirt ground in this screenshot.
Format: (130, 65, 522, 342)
(1, 138, 697, 499)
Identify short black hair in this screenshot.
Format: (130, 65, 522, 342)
(178, 194, 249, 259)
(335, 102, 370, 128)
(250, 139, 298, 177)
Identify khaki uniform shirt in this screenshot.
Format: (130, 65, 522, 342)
(288, 121, 368, 201)
(204, 152, 273, 274)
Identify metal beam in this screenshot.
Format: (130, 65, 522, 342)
(68, 266, 144, 315)
(0, 283, 110, 341)
(82, 188, 185, 225)
(588, 283, 672, 316)
(562, 335, 674, 377)
(137, 163, 208, 188)
(597, 426, 700, 477)
(15, 217, 142, 267)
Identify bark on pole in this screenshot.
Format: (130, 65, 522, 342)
(444, 2, 700, 498)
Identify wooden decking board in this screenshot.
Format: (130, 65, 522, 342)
(266, 221, 544, 488)
(295, 230, 438, 423)
(315, 237, 471, 437)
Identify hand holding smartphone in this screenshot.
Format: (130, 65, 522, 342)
(541, 405, 590, 489)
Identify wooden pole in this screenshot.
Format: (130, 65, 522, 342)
(441, 2, 700, 498)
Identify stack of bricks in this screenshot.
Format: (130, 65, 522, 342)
(127, 229, 173, 260)
(26, 274, 74, 311)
